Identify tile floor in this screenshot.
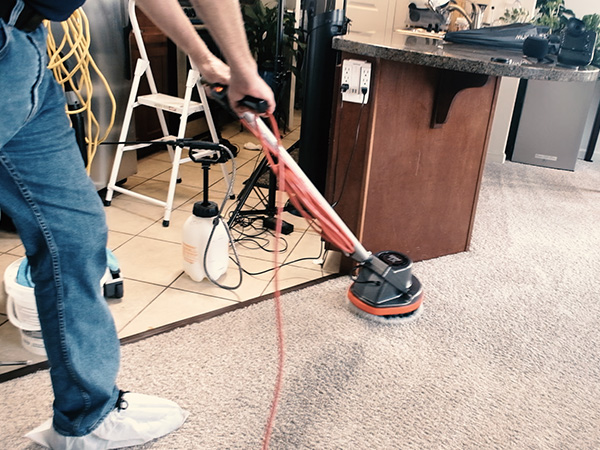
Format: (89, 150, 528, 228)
(0, 115, 340, 376)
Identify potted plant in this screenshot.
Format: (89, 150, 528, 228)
(240, 0, 304, 86)
(499, 7, 532, 24)
(240, 0, 305, 128)
(534, 0, 574, 31)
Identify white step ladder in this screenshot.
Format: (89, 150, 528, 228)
(104, 0, 229, 227)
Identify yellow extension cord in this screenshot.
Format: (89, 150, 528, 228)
(44, 8, 117, 174)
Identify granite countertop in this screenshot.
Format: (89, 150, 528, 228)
(333, 33, 599, 82)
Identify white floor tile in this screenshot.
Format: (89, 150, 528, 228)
(282, 231, 327, 271)
(104, 197, 164, 236)
(117, 288, 236, 337)
(128, 179, 199, 212)
(132, 157, 172, 179)
(107, 279, 166, 336)
(0, 319, 46, 376)
(107, 230, 135, 251)
(152, 161, 215, 189)
(0, 231, 22, 254)
(171, 255, 273, 302)
(112, 236, 183, 286)
(139, 209, 188, 244)
(262, 263, 336, 295)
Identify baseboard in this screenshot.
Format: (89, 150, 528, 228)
(486, 150, 506, 164)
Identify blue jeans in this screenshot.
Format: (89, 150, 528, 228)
(0, 4, 120, 436)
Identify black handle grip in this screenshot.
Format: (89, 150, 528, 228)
(239, 95, 269, 114)
(208, 84, 268, 114)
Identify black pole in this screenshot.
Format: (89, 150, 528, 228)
(584, 98, 600, 162)
(275, 0, 285, 72)
(202, 162, 210, 206)
(297, 9, 347, 193)
(225, 0, 294, 234)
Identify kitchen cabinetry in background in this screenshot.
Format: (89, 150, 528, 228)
(565, 1, 600, 161)
(128, 8, 173, 145)
(582, 80, 600, 160)
(326, 46, 505, 264)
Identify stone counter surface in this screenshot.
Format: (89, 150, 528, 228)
(333, 34, 599, 82)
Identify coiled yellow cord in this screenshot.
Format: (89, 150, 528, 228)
(45, 9, 117, 174)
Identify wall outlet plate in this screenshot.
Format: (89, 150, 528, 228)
(342, 59, 371, 104)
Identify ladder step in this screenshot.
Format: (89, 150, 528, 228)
(137, 93, 204, 115)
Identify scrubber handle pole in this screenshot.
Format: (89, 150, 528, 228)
(241, 112, 372, 264)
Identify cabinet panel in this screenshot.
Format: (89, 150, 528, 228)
(327, 53, 500, 265)
(346, 0, 392, 43)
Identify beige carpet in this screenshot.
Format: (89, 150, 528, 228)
(1, 158, 600, 449)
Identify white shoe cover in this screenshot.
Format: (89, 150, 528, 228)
(25, 393, 189, 449)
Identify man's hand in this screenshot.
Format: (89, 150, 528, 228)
(193, 55, 231, 87)
(227, 71, 275, 117)
(192, 58, 275, 117)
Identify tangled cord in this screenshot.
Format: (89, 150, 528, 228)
(45, 8, 116, 173)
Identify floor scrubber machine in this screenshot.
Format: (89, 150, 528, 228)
(210, 86, 424, 322)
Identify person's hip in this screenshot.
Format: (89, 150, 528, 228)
(0, 0, 45, 33)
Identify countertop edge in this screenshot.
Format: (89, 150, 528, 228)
(333, 36, 599, 83)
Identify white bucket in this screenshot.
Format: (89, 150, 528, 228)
(4, 258, 46, 356)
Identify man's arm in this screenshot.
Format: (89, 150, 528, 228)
(135, 0, 275, 115)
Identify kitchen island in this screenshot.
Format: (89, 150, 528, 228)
(326, 33, 598, 263)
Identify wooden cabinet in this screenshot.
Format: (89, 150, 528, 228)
(327, 52, 499, 265)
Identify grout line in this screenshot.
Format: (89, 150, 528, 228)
(120, 276, 174, 289)
(108, 232, 137, 252)
(114, 284, 171, 334)
(118, 273, 342, 347)
(155, 284, 244, 305)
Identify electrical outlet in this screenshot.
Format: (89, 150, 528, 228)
(341, 61, 353, 91)
(360, 62, 371, 103)
(341, 59, 371, 104)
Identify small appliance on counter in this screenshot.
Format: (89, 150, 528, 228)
(408, 2, 448, 32)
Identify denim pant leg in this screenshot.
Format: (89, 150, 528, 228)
(0, 16, 120, 436)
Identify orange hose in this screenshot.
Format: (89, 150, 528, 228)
(245, 114, 355, 448)
(261, 128, 285, 449)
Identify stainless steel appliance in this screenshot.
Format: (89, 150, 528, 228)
(509, 79, 596, 171)
(82, 0, 138, 190)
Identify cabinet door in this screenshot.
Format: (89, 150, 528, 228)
(346, 0, 393, 44)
